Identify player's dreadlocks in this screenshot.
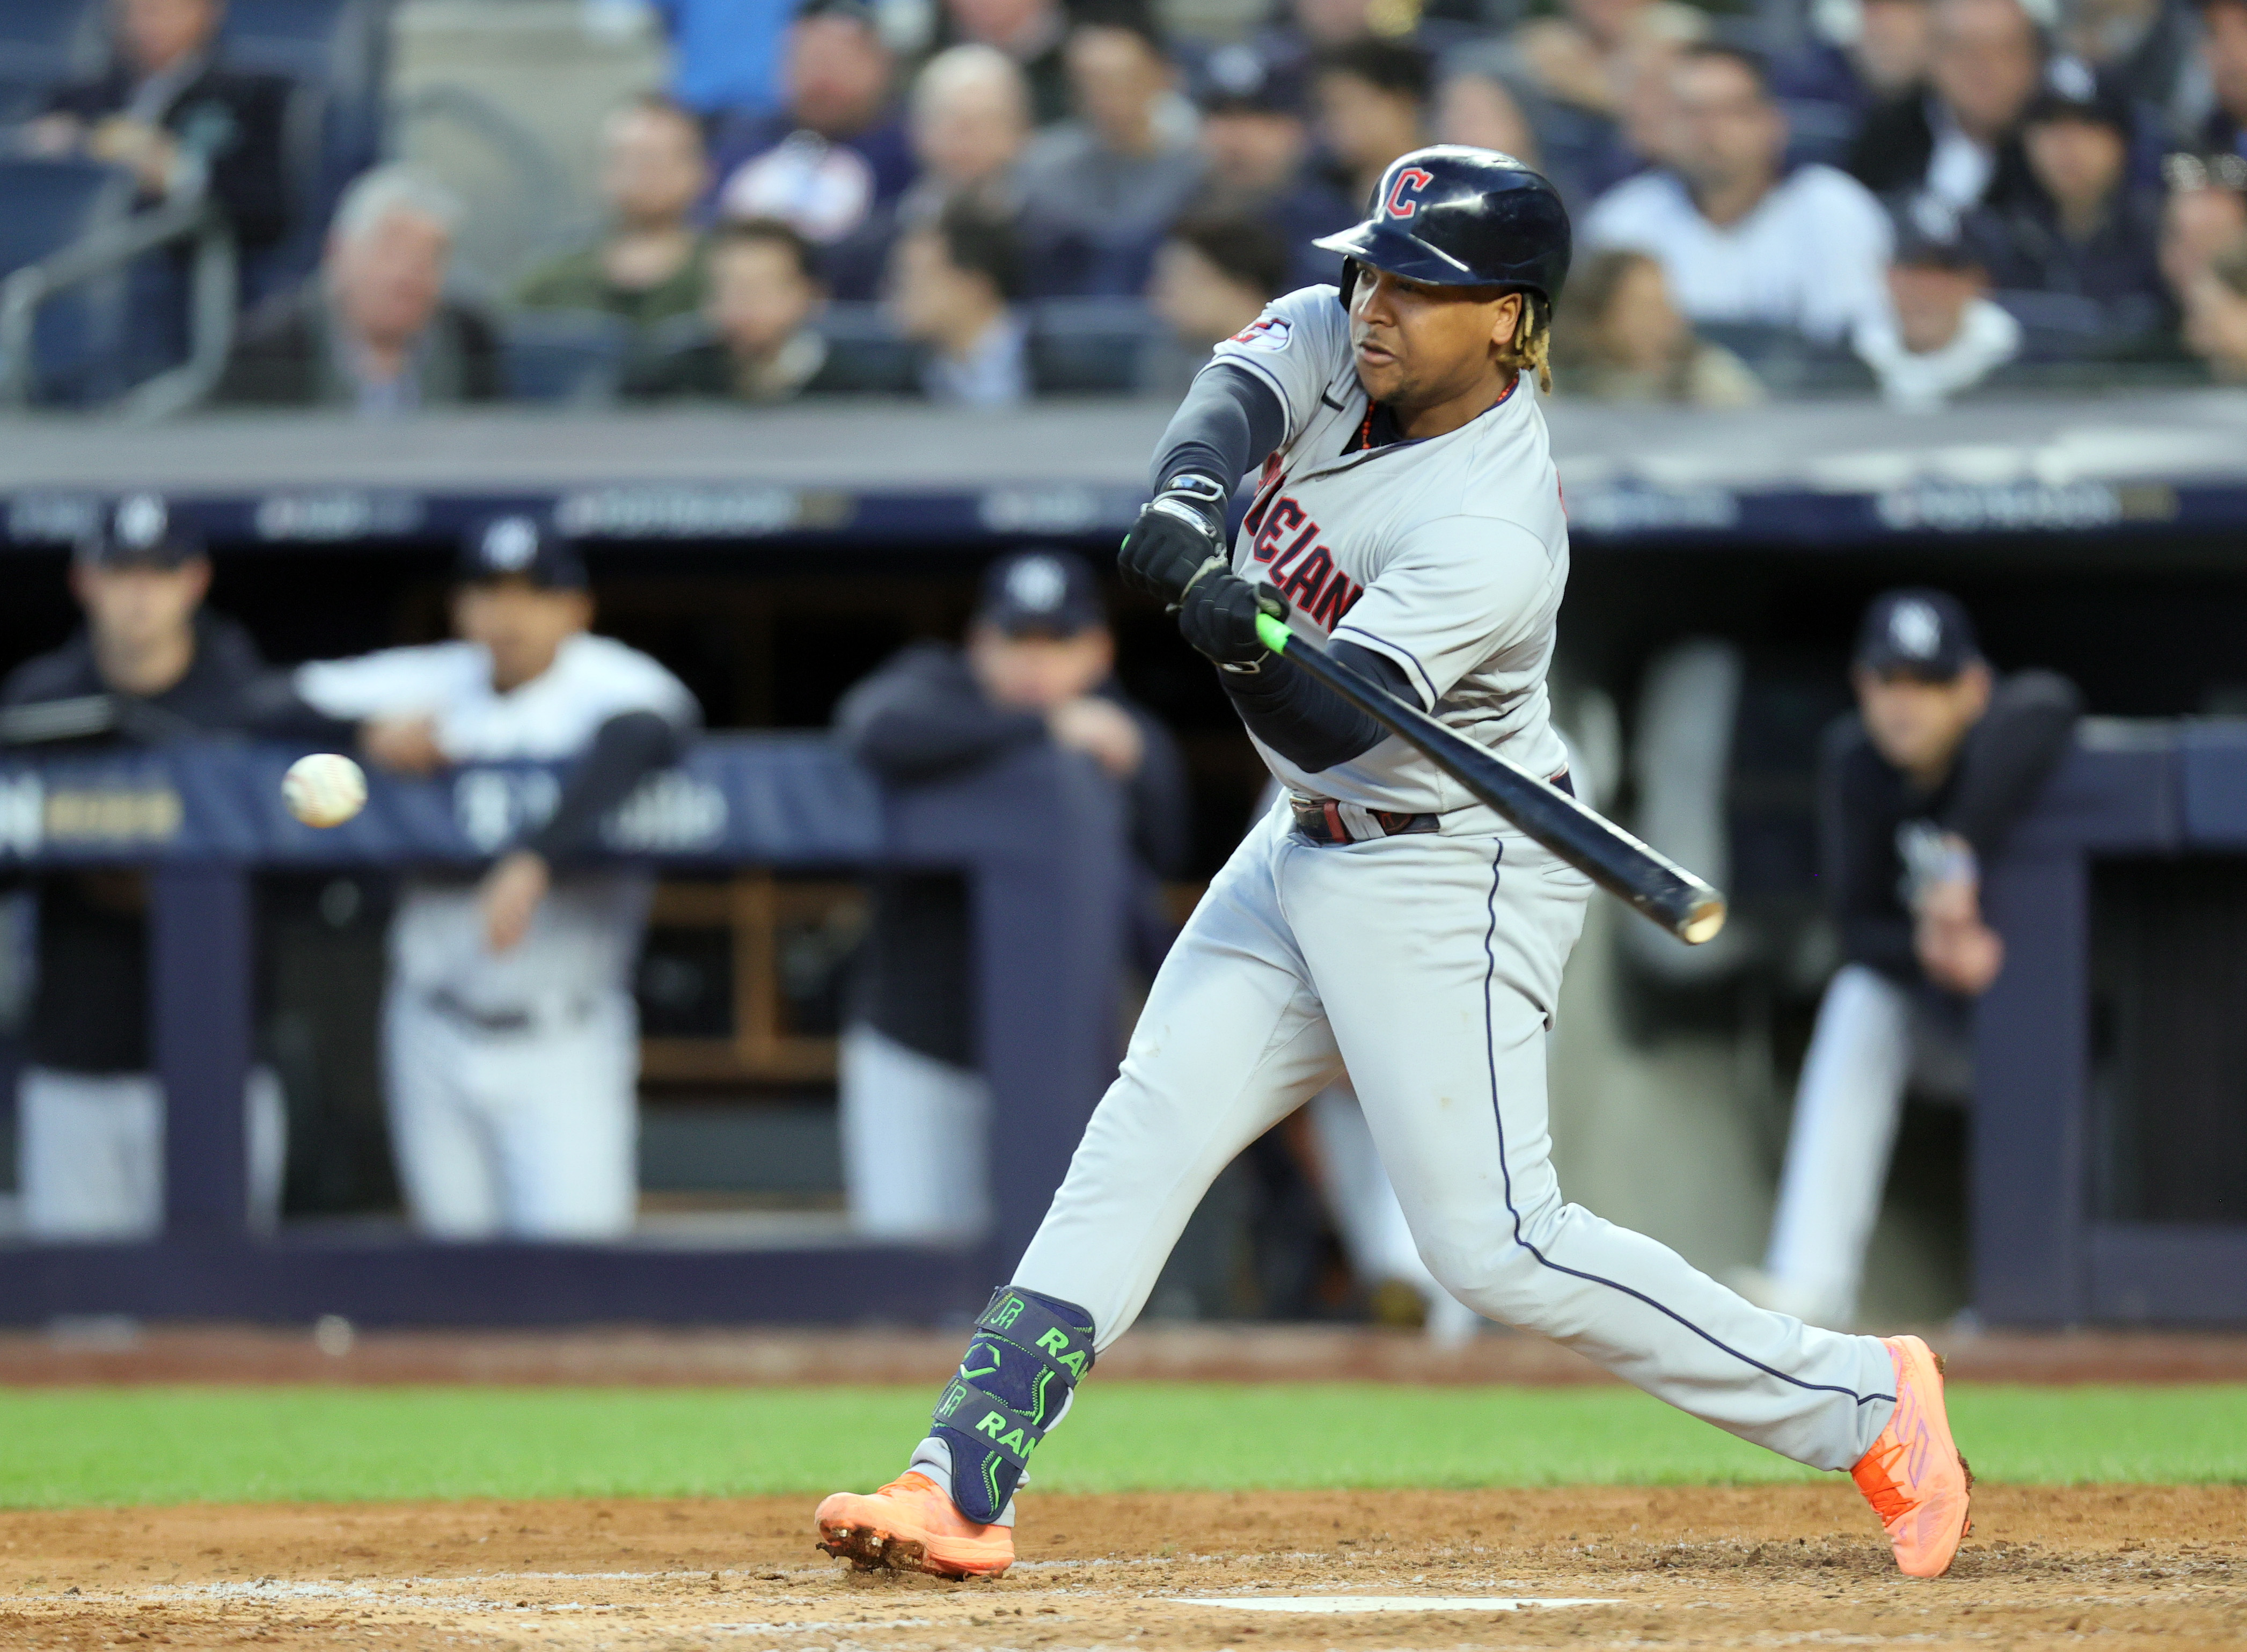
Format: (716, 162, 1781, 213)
(1497, 292, 1554, 395)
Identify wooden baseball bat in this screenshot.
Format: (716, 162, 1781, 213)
(1254, 613, 1726, 945)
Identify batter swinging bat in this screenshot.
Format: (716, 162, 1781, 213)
(1253, 612, 1727, 945)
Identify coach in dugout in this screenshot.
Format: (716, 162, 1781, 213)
(290, 517, 699, 1239)
(0, 496, 285, 1238)
(1739, 589, 2078, 1328)
(833, 550, 1189, 1241)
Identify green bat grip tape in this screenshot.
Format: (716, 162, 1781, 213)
(1255, 613, 1293, 655)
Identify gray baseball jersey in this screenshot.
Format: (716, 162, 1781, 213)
(1210, 284, 1571, 818)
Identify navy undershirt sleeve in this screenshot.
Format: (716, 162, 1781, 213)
(519, 709, 690, 862)
(1221, 641, 1414, 773)
(1151, 362, 1289, 495)
(1155, 363, 1397, 772)
(1942, 670, 2081, 859)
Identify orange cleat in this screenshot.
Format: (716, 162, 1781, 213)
(815, 1471, 1016, 1578)
(1852, 1334, 1974, 1577)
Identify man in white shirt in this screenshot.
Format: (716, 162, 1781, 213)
(1583, 44, 1893, 343)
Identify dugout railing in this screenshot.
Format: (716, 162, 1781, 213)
(1976, 719, 2247, 1325)
(5, 722, 2246, 1326)
(0, 735, 1125, 1324)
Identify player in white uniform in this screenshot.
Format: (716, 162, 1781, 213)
(815, 149, 1972, 1582)
(292, 517, 698, 1239)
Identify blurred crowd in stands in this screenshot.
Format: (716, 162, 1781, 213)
(6, 0, 2247, 410)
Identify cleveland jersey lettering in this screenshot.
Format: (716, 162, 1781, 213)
(1206, 282, 1571, 822)
(1244, 496, 1366, 631)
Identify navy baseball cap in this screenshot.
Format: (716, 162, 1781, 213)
(457, 514, 588, 590)
(1196, 45, 1311, 116)
(975, 550, 1105, 637)
(1855, 589, 1982, 679)
(76, 493, 203, 569)
(2024, 55, 2132, 135)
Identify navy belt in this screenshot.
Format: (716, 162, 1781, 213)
(1288, 796, 1438, 844)
(1290, 771, 1572, 846)
(424, 989, 594, 1034)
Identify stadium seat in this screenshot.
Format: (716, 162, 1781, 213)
(0, 0, 97, 123)
(1028, 298, 1159, 396)
(501, 309, 632, 404)
(816, 303, 921, 390)
(221, 0, 395, 303)
(0, 156, 138, 405)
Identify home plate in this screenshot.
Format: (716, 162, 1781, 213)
(1178, 1597, 1621, 1614)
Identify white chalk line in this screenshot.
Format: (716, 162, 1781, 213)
(1179, 1595, 1624, 1614)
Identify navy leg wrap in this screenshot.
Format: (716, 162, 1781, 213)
(928, 1286, 1095, 1523)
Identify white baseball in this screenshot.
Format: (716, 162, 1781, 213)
(283, 752, 368, 829)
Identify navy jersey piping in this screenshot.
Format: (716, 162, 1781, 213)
(1477, 845, 1896, 1410)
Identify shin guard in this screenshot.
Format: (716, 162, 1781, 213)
(928, 1286, 1095, 1523)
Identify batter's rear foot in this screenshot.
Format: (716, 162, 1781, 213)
(1852, 1334, 1973, 1577)
(815, 1471, 1015, 1578)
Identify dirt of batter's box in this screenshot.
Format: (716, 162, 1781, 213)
(0, 1486, 2241, 1651)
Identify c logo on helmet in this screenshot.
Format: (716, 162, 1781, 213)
(1383, 166, 1434, 219)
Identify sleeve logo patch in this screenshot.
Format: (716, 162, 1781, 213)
(1231, 315, 1292, 350)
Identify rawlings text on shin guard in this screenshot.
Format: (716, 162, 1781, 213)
(928, 1286, 1094, 1523)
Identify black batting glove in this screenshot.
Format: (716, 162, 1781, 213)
(1119, 473, 1228, 603)
(1179, 568, 1279, 670)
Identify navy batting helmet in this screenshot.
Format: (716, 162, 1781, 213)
(1314, 145, 1572, 308)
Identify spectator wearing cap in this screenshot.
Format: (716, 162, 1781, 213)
(1145, 211, 1293, 394)
(1015, 11, 1206, 297)
(2195, 0, 2247, 164)
(0, 496, 286, 1239)
(1190, 50, 1356, 288)
(1312, 39, 1431, 207)
(1733, 591, 2078, 1331)
(1583, 45, 1894, 345)
(1851, 226, 2023, 405)
(288, 518, 701, 1239)
(833, 550, 1189, 1240)
(624, 217, 910, 400)
(1548, 247, 1767, 404)
(896, 45, 1035, 232)
(512, 95, 713, 332)
(216, 166, 501, 413)
(27, 0, 291, 253)
(707, 0, 916, 301)
(1959, 58, 2172, 358)
(888, 192, 1030, 403)
(1847, 0, 2044, 226)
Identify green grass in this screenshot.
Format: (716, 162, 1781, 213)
(0, 1384, 2237, 1509)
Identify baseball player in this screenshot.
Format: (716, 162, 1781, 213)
(0, 495, 286, 1237)
(289, 517, 699, 1239)
(814, 148, 1972, 1584)
(1738, 591, 2078, 1329)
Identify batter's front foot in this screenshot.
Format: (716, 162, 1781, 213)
(815, 1471, 1015, 1578)
(1852, 1335, 1973, 1577)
